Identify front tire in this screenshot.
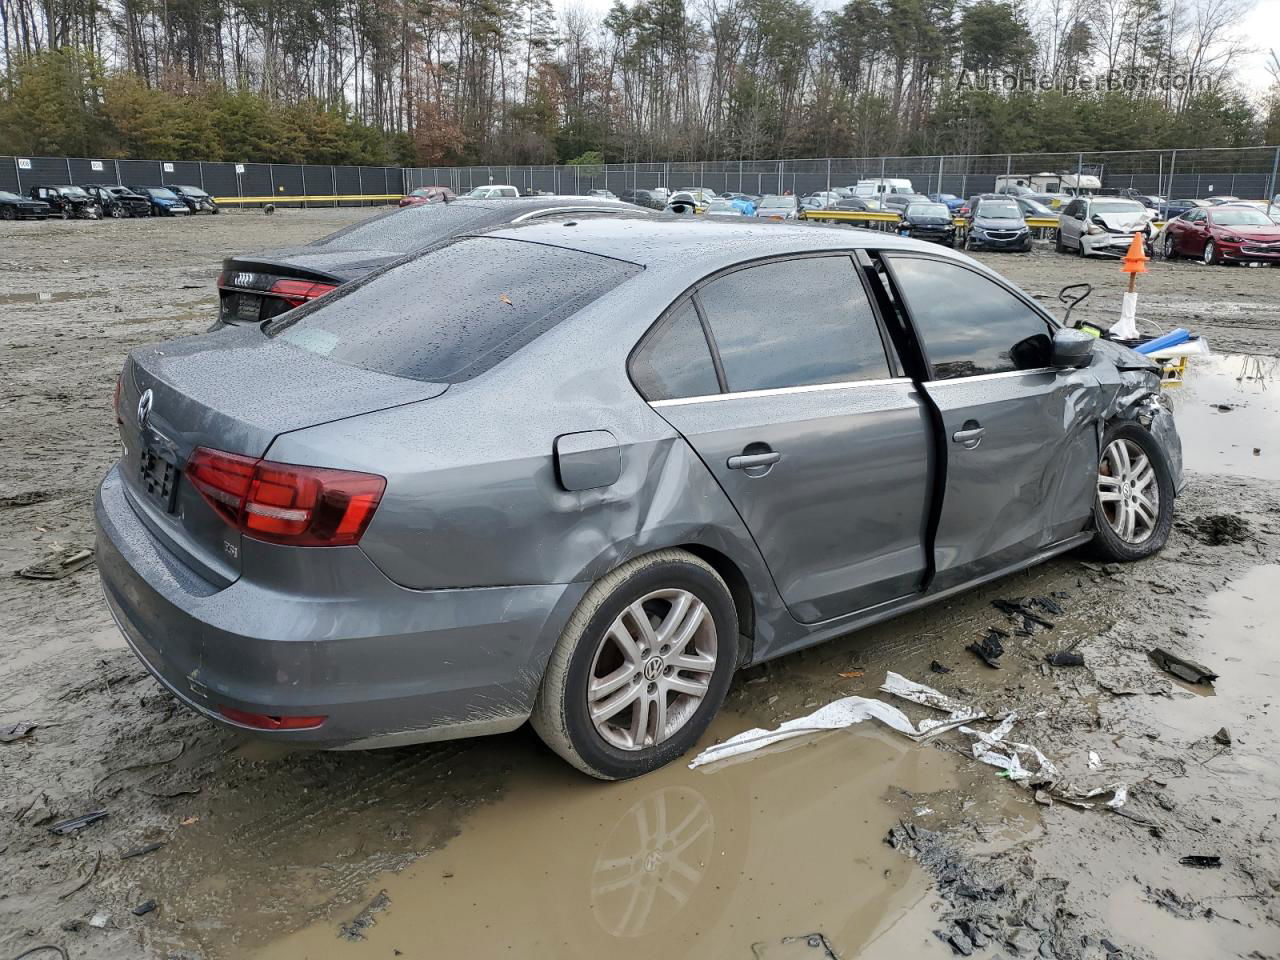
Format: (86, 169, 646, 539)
(1163, 233, 1177, 259)
(1203, 240, 1219, 265)
(1092, 421, 1175, 562)
(0, 206, 14, 221)
(531, 549, 739, 780)
(1054, 229, 1065, 253)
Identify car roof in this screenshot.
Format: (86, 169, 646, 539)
(481, 216, 967, 281)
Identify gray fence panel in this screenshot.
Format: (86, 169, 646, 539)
(68, 158, 115, 184)
(271, 164, 306, 202)
(237, 163, 272, 197)
(117, 159, 163, 189)
(201, 163, 239, 197)
(162, 161, 203, 187)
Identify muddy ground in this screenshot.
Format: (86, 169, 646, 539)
(1, 210, 1278, 960)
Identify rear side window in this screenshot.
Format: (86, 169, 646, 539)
(695, 256, 891, 392)
(886, 256, 1052, 379)
(630, 301, 720, 401)
(268, 237, 640, 383)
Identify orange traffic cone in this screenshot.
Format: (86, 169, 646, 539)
(1121, 232, 1148, 278)
(1112, 232, 1149, 339)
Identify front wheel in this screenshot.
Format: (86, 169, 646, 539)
(1054, 229, 1065, 253)
(1203, 240, 1219, 265)
(531, 549, 739, 780)
(0, 206, 14, 221)
(1163, 233, 1177, 259)
(110, 205, 124, 218)
(1092, 421, 1175, 562)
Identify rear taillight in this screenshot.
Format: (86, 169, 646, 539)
(186, 446, 384, 547)
(269, 278, 338, 307)
(113, 373, 123, 425)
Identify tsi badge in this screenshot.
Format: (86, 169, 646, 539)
(136, 388, 154, 429)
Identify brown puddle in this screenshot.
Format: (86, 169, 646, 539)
(243, 716, 1030, 960)
(1169, 352, 1280, 480)
(1077, 563, 1280, 959)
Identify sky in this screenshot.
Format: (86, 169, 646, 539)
(552, 0, 1278, 102)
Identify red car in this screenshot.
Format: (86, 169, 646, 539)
(1161, 204, 1280, 265)
(399, 186, 455, 207)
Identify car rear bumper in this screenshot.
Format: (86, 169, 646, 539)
(95, 464, 587, 749)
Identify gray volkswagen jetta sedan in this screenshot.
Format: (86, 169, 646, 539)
(96, 217, 1182, 779)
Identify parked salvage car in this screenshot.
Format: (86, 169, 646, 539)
(97, 217, 1181, 779)
(0, 190, 52, 220)
(1055, 197, 1152, 257)
(898, 201, 955, 244)
(170, 185, 220, 214)
(130, 186, 191, 216)
(664, 191, 705, 215)
(463, 184, 520, 198)
(927, 192, 965, 212)
(82, 184, 151, 218)
(216, 196, 649, 326)
(1158, 198, 1211, 221)
(961, 196, 1031, 252)
(619, 188, 663, 210)
(755, 195, 801, 220)
(1160, 205, 1280, 265)
(1013, 196, 1059, 223)
(399, 186, 455, 207)
(705, 198, 748, 217)
(29, 185, 100, 219)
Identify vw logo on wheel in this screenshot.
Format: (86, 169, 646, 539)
(642, 657, 663, 681)
(137, 388, 154, 428)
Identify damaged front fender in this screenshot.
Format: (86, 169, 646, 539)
(1090, 338, 1183, 493)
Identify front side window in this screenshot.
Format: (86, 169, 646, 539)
(695, 256, 891, 392)
(886, 256, 1052, 380)
(630, 301, 720, 401)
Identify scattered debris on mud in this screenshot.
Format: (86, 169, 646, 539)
(1178, 513, 1252, 545)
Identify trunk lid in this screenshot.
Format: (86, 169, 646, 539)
(117, 325, 446, 585)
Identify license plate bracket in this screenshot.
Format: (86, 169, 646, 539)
(139, 444, 179, 513)
(235, 293, 262, 322)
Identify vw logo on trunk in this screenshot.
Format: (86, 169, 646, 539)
(137, 388, 154, 428)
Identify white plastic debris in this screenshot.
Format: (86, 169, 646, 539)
(1088, 751, 1102, 769)
(960, 714, 1060, 783)
(89, 912, 110, 928)
(688, 696, 921, 768)
(689, 672, 985, 768)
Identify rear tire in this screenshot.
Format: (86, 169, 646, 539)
(1091, 421, 1175, 562)
(531, 549, 739, 780)
(1, 206, 14, 221)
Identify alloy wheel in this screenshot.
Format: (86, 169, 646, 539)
(1163, 234, 1175, 259)
(588, 589, 717, 751)
(1097, 438, 1160, 544)
(1202, 241, 1216, 265)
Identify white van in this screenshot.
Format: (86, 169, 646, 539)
(852, 178, 915, 198)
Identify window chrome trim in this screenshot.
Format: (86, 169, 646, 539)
(925, 366, 1056, 384)
(649, 376, 914, 407)
(510, 203, 629, 223)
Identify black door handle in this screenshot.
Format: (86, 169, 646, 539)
(727, 452, 782, 470)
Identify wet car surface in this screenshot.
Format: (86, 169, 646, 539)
(3, 209, 1278, 960)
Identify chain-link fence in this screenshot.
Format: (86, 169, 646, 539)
(410, 145, 1280, 203)
(0, 156, 405, 204)
(3, 146, 1278, 206)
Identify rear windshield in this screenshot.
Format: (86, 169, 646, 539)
(311, 203, 497, 254)
(266, 237, 641, 383)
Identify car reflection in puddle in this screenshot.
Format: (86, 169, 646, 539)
(247, 716, 1032, 960)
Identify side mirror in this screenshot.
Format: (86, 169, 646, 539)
(1051, 328, 1095, 369)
